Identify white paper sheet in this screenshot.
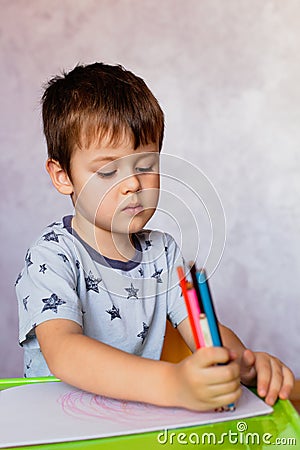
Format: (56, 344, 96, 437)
(0, 382, 273, 448)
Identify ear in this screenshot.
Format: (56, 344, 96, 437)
(46, 159, 74, 195)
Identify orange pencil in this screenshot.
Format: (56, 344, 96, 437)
(177, 266, 204, 349)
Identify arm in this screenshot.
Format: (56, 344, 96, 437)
(36, 318, 241, 411)
(36, 319, 172, 405)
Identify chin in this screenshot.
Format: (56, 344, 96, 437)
(131, 210, 155, 231)
(110, 210, 155, 235)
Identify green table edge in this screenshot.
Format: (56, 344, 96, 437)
(1, 377, 299, 449)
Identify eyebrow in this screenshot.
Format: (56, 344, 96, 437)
(90, 151, 158, 165)
(90, 156, 115, 164)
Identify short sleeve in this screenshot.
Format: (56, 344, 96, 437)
(163, 233, 188, 328)
(16, 238, 83, 345)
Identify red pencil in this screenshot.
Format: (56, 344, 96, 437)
(177, 266, 201, 349)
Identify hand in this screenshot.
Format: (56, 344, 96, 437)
(172, 347, 242, 411)
(240, 349, 295, 405)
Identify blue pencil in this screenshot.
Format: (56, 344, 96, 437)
(196, 268, 235, 411)
(196, 270, 222, 347)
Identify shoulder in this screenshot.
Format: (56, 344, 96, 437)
(19, 216, 79, 273)
(15, 217, 80, 290)
(30, 216, 74, 250)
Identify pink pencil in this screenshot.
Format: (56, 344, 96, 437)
(186, 287, 206, 348)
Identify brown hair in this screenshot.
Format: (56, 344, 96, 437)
(42, 63, 164, 177)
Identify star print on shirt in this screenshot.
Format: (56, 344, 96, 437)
(151, 264, 163, 283)
(106, 305, 121, 320)
(125, 283, 139, 299)
(25, 250, 33, 267)
(75, 260, 80, 270)
(47, 221, 61, 227)
(26, 359, 32, 370)
(137, 322, 149, 343)
(145, 239, 152, 250)
(23, 295, 29, 311)
(58, 253, 69, 263)
(41, 293, 66, 313)
(39, 264, 47, 274)
(15, 272, 22, 286)
(24, 358, 32, 377)
(85, 270, 102, 293)
(42, 230, 60, 242)
(138, 267, 144, 277)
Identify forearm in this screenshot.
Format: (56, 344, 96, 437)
(36, 319, 243, 411)
(219, 323, 247, 357)
(54, 334, 174, 404)
(36, 320, 176, 407)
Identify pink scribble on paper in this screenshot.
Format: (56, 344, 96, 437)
(57, 388, 197, 423)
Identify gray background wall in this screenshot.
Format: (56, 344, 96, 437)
(1, 0, 299, 378)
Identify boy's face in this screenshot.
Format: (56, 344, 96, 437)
(68, 137, 160, 237)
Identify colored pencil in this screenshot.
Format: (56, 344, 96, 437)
(186, 286, 206, 348)
(196, 269, 222, 347)
(189, 263, 213, 347)
(196, 268, 235, 411)
(176, 266, 203, 349)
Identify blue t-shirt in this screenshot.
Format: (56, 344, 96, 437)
(16, 216, 188, 377)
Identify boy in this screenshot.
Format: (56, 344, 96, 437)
(16, 63, 294, 412)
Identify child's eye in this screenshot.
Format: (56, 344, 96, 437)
(136, 166, 153, 173)
(97, 170, 117, 178)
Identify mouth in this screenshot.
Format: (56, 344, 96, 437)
(121, 203, 144, 216)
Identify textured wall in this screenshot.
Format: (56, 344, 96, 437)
(1, 0, 299, 378)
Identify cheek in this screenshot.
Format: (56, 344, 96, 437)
(142, 175, 160, 205)
(73, 177, 110, 212)
(144, 190, 159, 208)
(150, 173, 160, 187)
(95, 185, 118, 214)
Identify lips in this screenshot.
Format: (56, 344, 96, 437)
(122, 203, 144, 216)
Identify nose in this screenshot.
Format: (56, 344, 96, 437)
(120, 173, 141, 194)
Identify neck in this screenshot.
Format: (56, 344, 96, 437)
(72, 216, 136, 262)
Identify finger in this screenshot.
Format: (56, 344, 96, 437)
(240, 349, 257, 385)
(255, 355, 272, 399)
(204, 361, 240, 386)
(209, 384, 242, 410)
(241, 365, 257, 386)
(264, 359, 284, 405)
(195, 347, 232, 368)
(241, 349, 256, 368)
(206, 378, 241, 398)
(278, 366, 295, 400)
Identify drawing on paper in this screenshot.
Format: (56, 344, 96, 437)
(58, 388, 204, 423)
